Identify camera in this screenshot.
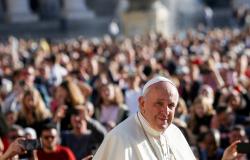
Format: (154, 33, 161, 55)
(19, 139, 43, 151)
(237, 142, 250, 154)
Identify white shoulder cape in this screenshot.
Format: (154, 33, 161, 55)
(93, 114, 195, 160)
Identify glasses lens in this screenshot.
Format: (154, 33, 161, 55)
(43, 135, 55, 140)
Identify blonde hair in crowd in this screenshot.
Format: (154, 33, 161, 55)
(19, 87, 51, 122)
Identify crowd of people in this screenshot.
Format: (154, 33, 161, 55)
(0, 25, 250, 159)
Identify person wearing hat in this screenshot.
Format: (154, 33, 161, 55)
(93, 76, 196, 160)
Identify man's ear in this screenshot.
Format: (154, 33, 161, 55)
(138, 96, 144, 111)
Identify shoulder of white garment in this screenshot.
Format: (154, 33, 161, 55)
(93, 115, 137, 160)
(93, 130, 126, 160)
(164, 123, 189, 143)
(164, 124, 182, 135)
(164, 124, 196, 160)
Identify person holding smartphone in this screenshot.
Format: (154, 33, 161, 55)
(4, 125, 39, 160)
(0, 138, 26, 160)
(222, 140, 247, 160)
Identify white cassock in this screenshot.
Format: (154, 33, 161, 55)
(93, 112, 196, 160)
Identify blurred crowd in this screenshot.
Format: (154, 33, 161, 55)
(0, 25, 250, 160)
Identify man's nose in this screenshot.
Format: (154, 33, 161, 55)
(161, 105, 170, 115)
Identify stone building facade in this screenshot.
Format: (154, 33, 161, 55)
(0, 0, 118, 23)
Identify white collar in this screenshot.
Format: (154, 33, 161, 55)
(137, 112, 163, 137)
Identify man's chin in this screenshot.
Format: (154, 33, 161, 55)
(158, 123, 169, 131)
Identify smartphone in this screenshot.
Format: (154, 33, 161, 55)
(237, 142, 250, 154)
(19, 139, 43, 151)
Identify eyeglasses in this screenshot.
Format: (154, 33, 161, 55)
(42, 135, 56, 140)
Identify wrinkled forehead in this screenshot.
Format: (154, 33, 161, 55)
(145, 81, 179, 100)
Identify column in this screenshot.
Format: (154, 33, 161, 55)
(39, 0, 60, 20)
(62, 0, 94, 20)
(121, 0, 170, 37)
(128, 0, 156, 11)
(0, 0, 4, 21)
(5, 0, 38, 23)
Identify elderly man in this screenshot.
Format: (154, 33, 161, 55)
(93, 76, 195, 160)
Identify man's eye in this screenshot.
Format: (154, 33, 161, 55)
(156, 102, 163, 107)
(168, 104, 175, 110)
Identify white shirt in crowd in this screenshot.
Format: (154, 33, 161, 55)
(125, 89, 141, 115)
(50, 64, 68, 86)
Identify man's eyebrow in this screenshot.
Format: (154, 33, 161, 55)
(155, 98, 165, 101)
(169, 102, 176, 106)
(155, 98, 176, 103)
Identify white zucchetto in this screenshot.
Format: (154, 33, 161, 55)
(142, 76, 176, 96)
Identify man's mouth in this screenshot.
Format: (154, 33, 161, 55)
(159, 117, 168, 121)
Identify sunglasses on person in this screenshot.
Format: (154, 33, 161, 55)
(42, 135, 56, 140)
